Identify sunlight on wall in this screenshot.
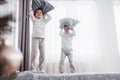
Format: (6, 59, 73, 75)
(44, 1, 102, 64)
(113, 6, 120, 54)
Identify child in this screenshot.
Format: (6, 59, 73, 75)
(30, 8, 51, 73)
(59, 25, 76, 73)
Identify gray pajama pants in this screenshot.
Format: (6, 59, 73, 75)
(31, 37, 45, 72)
(59, 48, 76, 73)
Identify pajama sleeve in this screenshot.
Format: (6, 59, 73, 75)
(43, 13, 52, 24)
(70, 29, 76, 37)
(60, 30, 64, 36)
(29, 10, 35, 22)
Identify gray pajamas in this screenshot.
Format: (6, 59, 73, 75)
(31, 37, 45, 71)
(59, 48, 75, 73)
(59, 30, 76, 73)
(30, 11, 51, 72)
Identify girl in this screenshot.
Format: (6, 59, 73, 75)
(59, 25, 76, 73)
(30, 8, 51, 73)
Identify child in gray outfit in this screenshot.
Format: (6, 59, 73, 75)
(30, 8, 51, 73)
(59, 25, 76, 73)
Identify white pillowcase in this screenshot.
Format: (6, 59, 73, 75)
(32, 0, 54, 15)
(59, 18, 80, 29)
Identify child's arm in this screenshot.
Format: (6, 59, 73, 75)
(70, 28, 76, 37)
(29, 1, 35, 21)
(43, 13, 52, 24)
(29, 10, 35, 21)
(59, 29, 63, 36)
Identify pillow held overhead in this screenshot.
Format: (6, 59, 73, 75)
(32, 0, 54, 15)
(59, 18, 80, 29)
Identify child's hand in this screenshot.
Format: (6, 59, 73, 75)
(71, 28, 74, 30)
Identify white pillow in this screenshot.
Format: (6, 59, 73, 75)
(59, 18, 80, 29)
(32, 0, 54, 15)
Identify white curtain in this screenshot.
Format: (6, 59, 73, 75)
(113, 0, 120, 54)
(29, 0, 120, 74)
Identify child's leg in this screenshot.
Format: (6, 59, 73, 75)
(31, 37, 39, 71)
(39, 38, 45, 73)
(59, 48, 66, 73)
(67, 50, 76, 73)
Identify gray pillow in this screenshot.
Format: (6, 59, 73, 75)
(32, 0, 54, 15)
(59, 18, 80, 29)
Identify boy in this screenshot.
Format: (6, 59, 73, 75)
(30, 8, 51, 73)
(59, 25, 76, 73)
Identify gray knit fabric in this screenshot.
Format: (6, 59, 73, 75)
(16, 71, 120, 80)
(32, 0, 54, 14)
(59, 18, 80, 29)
